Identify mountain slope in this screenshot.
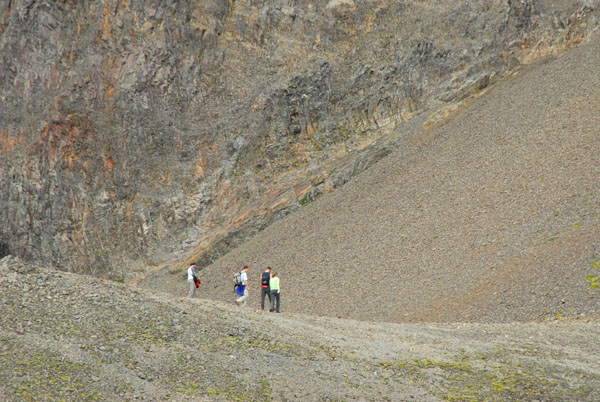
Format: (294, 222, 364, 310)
(2, 256, 599, 401)
(145, 31, 600, 324)
(2, 0, 599, 278)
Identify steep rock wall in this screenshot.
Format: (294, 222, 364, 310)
(0, 0, 598, 278)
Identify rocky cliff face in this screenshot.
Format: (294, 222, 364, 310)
(1, 0, 599, 278)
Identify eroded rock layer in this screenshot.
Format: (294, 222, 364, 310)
(1, 0, 598, 277)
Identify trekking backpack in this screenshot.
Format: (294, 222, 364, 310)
(233, 270, 243, 286)
(261, 271, 270, 287)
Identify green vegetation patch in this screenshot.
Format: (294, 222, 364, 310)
(375, 353, 598, 401)
(109, 275, 125, 283)
(586, 258, 600, 290)
(533, 191, 599, 245)
(163, 354, 272, 401)
(586, 274, 600, 289)
(299, 194, 311, 206)
(160, 332, 318, 401)
(0, 337, 103, 401)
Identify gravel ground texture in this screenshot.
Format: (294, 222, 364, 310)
(2, 255, 599, 401)
(143, 30, 600, 325)
(3, 18, 600, 402)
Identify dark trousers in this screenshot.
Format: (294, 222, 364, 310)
(260, 287, 271, 309)
(270, 290, 280, 312)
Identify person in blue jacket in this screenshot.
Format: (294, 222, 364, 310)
(235, 265, 250, 306)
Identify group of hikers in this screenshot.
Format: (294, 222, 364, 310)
(186, 262, 281, 313)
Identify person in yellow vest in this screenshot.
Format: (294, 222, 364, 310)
(269, 272, 280, 313)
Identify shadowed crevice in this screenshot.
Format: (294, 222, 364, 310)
(0, 242, 9, 259)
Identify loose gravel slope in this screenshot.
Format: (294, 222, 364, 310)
(2, 256, 599, 401)
(148, 32, 600, 324)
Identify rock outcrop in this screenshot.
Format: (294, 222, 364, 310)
(144, 27, 600, 323)
(1, 0, 599, 278)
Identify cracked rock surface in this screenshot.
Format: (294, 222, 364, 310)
(2, 0, 600, 278)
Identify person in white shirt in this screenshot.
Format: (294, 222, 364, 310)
(187, 262, 198, 298)
(235, 265, 250, 306)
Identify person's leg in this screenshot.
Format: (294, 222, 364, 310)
(261, 288, 266, 310)
(188, 279, 195, 298)
(275, 292, 280, 313)
(270, 291, 276, 311)
(238, 288, 248, 306)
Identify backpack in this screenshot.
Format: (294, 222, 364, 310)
(261, 271, 270, 287)
(233, 270, 243, 286)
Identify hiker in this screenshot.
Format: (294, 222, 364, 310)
(260, 266, 272, 310)
(235, 265, 250, 306)
(269, 272, 280, 313)
(187, 262, 199, 298)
